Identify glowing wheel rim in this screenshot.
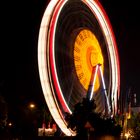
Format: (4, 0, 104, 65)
(38, 0, 120, 136)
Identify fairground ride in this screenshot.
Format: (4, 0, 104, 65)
(38, 0, 120, 136)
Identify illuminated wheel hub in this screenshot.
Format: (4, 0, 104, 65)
(38, 0, 120, 136)
(74, 29, 104, 91)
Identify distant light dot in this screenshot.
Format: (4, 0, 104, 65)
(8, 122, 12, 126)
(29, 103, 35, 108)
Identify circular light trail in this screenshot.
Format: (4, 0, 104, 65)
(38, 0, 120, 136)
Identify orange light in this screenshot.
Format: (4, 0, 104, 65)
(29, 103, 35, 109)
(74, 29, 104, 91)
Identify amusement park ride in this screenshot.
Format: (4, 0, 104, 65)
(38, 0, 120, 136)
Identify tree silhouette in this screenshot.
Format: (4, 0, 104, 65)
(65, 97, 122, 138)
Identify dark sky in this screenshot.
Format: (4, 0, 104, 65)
(1, 0, 140, 116)
(100, 0, 140, 100)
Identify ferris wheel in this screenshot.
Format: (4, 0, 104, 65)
(38, 0, 120, 136)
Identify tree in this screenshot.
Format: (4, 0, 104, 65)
(65, 97, 122, 138)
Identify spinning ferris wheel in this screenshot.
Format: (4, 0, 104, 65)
(38, 0, 120, 136)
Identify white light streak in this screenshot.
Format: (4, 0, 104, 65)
(38, 0, 75, 136)
(90, 65, 99, 100)
(99, 65, 111, 114)
(83, 0, 119, 114)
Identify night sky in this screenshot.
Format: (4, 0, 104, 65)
(1, 0, 140, 122)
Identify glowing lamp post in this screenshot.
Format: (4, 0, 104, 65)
(29, 103, 35, 109)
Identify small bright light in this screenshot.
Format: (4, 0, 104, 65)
(8, 122, 12, 126)
(125, 132, 130, 139)
(29, 103, 35, 109)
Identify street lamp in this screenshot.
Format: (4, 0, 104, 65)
(8, 122, 12, 127)
(29, 103, 35, 109)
